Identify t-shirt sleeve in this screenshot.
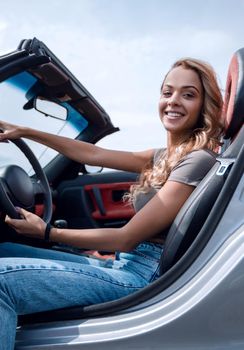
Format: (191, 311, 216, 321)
(168, 150, 217, 187)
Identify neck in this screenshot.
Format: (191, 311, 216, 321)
(166, 131, 192, 156)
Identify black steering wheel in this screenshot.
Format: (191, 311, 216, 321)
(0, 138, 52, 222)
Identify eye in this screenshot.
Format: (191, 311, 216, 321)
(161, 91, 172, 98)
(183, 92, 195, 99)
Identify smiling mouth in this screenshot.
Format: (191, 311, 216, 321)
(165, 111, 185, 119)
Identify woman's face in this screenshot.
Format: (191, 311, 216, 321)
(159, 66, 204, 137)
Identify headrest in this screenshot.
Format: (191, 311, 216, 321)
(223, 48, 244, 139)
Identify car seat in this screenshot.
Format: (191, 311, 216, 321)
(160, 47, 244, 273)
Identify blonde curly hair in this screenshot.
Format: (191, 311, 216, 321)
(128, 58, 224, 201)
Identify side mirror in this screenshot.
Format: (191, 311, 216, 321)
(34, 97, 68, 121)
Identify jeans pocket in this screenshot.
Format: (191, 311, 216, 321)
(116, 242, 163, 283)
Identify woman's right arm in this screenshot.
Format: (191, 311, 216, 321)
(0, 120, 154, 173)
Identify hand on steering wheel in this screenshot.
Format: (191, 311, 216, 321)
(0, 137, 52, 223)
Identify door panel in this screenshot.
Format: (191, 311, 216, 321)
(84, 182, 135, 222)
(55, 171, 137, 229)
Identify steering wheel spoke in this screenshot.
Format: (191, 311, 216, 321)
(32, 179, 45, 196)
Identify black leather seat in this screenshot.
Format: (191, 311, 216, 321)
(160, 47, 244, 273)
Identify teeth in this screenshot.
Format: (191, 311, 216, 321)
(166, 112, 183, 117)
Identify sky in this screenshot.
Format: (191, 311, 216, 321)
(0, 0, 243, 151)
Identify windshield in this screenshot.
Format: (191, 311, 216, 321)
(0, 71, 88, 173)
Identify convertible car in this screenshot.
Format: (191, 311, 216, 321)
(0, 38, 243, 349)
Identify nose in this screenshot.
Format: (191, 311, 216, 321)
(168, 92, 180, 105)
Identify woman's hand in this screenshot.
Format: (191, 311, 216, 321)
(0, 120, 25, 141)
(5, 208, 47, 239)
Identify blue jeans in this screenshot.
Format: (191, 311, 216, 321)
(0, 241, 162, 350)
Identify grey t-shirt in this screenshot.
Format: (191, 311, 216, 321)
(133, 148, 217, 212)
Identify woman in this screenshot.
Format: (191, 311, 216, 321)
(0, 58, 223, 348)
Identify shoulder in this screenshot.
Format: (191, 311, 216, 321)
(180, 149, 217, 168)
(184, 149, 217, 161)
(153, 148, 166, 164)
(168, 149, 217, 187)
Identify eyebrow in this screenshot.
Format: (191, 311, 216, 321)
(163, 84, 201, 93)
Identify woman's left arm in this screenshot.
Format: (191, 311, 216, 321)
(5, 181, 194, 252)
